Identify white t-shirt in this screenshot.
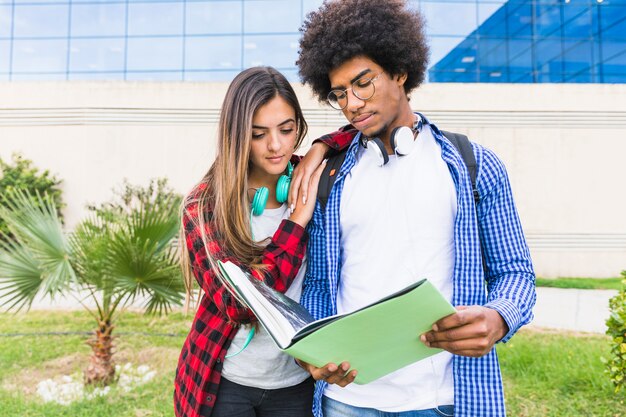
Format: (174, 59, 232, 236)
(221, 204, 309, 389)
(324, 127, 457, 411)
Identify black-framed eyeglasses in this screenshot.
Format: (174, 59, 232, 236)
(327, 73, 381, 110)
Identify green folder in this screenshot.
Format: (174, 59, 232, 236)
(218, 260, 456, 385)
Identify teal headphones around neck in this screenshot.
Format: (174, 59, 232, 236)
(250, 161, 293, 216)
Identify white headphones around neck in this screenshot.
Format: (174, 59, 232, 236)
(360, 114, 424, 167)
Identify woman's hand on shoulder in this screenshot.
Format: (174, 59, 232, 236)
(288, 142, 329, 209)
(288, 158, 327, 228)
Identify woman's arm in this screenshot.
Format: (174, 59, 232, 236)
(288, 125, 357, 208)
(184, 162, 327, 323)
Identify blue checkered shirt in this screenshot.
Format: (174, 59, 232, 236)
(301, 117, 536, 417)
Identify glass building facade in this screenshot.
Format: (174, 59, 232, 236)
(429, 0, 626, 82)
(0, 0, 624, 82)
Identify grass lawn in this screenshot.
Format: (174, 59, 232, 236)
(1, 311, 626, 416)
(536, 277, 623, 290)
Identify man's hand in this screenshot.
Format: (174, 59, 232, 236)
(420, 306, 509, 357)
(288, 142, 328, 209)
(295, 359, 357, 387)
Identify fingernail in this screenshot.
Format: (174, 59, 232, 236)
(303, 196, 306, 205)
(432, 324, 439, 332)
(290, 203, 295, 211)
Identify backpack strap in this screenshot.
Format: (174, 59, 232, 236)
(318, 148, 349, 212)
(441, 130, 480, 205)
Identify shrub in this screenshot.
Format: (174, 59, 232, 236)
(605, 270, 626, 392)
(0, 153, 63, 240)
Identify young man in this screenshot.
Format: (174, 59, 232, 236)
(294, 1, 536, 416)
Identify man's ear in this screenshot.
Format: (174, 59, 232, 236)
(396, 73, 408, 86)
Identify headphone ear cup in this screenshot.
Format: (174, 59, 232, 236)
(390, 126, 415, 156)
(251, 187, 269, 216)
(368, 137, 389, 166)
(276, 175, 290, 203)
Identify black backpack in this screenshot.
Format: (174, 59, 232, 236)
(318, 130, 479, 211)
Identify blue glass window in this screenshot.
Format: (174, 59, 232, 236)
(478, 37, 508, 71)
(535, 37, 563, 69)
(127, 37, 183, 71)
(602, 50, 626, 79)
(185, 36, 241, 70)
(12, 39, 67, 73)
(243, 34, 299, 69)
(244, 1, 301, 33)
(128, 2, 183, 36)
(563, 39, 593, 74)
(601, 12, 626, 40)
(186, 1, 242, 35)
(477, 2, 507, 36)
(13, 5, 69, 38)
(564, 71, 592, 83)
(184, 70, 241, 82)
(563, 7, 592, 39)
(0, 40, 9, 72)
(428, 36, 470, 68)
(125, 71, 184, 81)
(535, 4, 562, 37)
(0, 6, 12, 38)
(69, 71, 125, 81)
(303, 0, 325, 15)
(598, 5, 626, 33)
(422, 2, 477, 36)
(508, 3, 532, 37)
(71, 3, 126, 37)
(602, 39, 626, 62)
(508, 38, 533, 73)
(69, 38, 125, 72)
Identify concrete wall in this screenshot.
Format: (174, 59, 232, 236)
(1, 82, 625, 278)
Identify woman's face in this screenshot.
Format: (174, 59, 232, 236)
(248, 95, 297, 185)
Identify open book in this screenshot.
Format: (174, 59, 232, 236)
(218, 260, 456, 384)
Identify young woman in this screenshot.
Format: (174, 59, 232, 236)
(173, 67, 354, 417)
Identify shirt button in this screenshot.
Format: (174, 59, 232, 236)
(216, 358, 221, 364)
(206, 396, 212, 402)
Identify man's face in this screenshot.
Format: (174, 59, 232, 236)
(328, 55, 407, 143)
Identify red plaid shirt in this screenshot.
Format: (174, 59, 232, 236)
(174, 129, 355, 417)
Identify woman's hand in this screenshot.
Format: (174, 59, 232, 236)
(288, 158, 327, 228)
(288, 142, 329, 209)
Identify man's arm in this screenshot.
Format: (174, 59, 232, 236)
(298, 202, 357, 385)
(421, 145, 536, 356)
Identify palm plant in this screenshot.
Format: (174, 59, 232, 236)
(0, 188, 184, 385)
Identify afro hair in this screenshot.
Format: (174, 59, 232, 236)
(297, 0, 430, 102)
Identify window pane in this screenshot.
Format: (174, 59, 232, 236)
(477, 2, 507, 36)
(508, 3, 532, 37)
(12, 39, 67, 72)
(11, 73, 66, 80)
(428, 36, 469, 69)
(508, 38, 533, 73)
(128, 2, 183, 36)
(303, 0, 324, 15)
(184, 70, 241, 82)
(69, 38, 125, 72)
(0, 6, 11, 38)
(244, 1, 301, 33)
(0, 40, 9, 72)
(602, 39, 626, 62)
(185, 36, 240, 70)
(535, 4, 562, 37)
(69, 71, 125, 80)
(243, 34, 298, 69)
(563, 6, 592, 39)
(71, 4, 126, 37)
(422, 2, 477, 36)
(125, 71, 183, 81)
(601, 14, 626, 40)
(14, 5, 69, 38)
(478, 37, 508, 71)
(186, 1, 242, 35)
(535, 37, 563, 69)
(127, 37, 182, 70)
(563, 40, 592, 74)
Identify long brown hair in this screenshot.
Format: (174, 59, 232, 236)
(181, 67, 308, 308)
